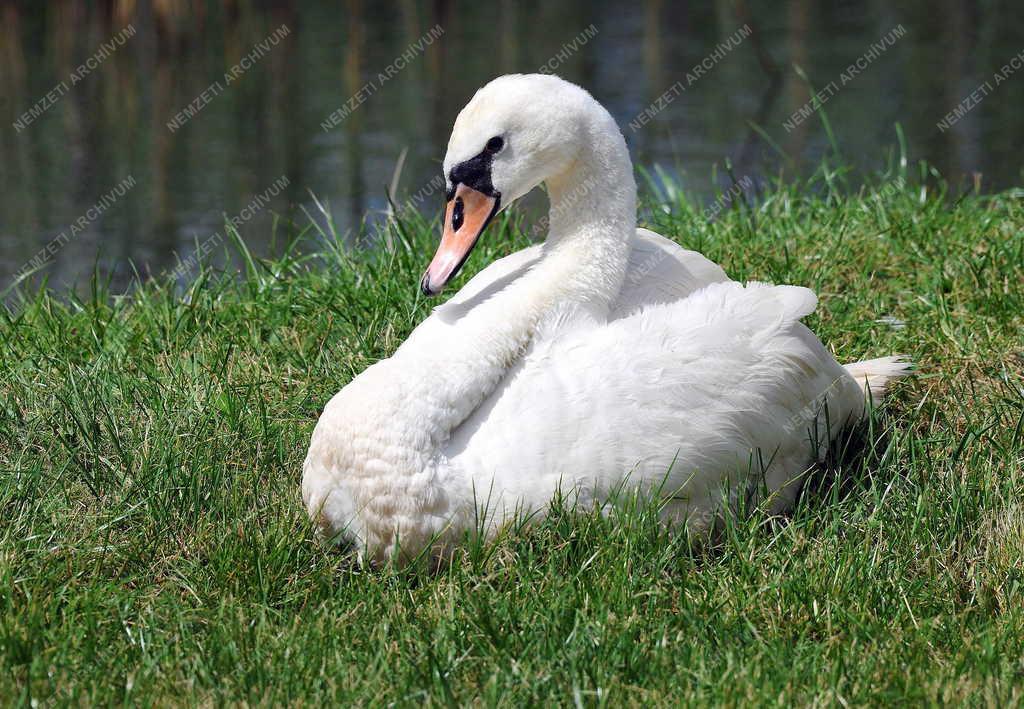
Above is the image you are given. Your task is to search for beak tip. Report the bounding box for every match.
[420,272,439,297]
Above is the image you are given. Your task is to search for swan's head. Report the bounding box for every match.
[421,73,604,295]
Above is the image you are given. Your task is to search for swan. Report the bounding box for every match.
[302,73,910,563]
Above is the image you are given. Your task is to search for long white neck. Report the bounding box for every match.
[540,115,637,315]
[402,109,637,438]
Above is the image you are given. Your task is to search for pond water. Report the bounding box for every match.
[1,1,1022,295]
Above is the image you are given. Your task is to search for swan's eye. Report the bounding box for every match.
[485,136,504,154]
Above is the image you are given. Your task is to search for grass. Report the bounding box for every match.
[1,166,1023,705]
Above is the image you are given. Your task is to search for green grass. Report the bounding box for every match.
[1,168,1023,705]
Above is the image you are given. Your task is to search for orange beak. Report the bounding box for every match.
[420,183,499,296]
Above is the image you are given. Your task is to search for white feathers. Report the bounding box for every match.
[844,356,914,401]
[301,74,911,563]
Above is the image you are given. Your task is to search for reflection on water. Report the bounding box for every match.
[1,1,1022,295]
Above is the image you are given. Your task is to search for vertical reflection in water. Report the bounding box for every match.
[943,0,978,188]
[734,0,783,177]
[783,0,810,164]
[0,3,30,277]
[273,1,302,245]
[428,0,455,202]
[630,0,665,173]
[106,3,140,280]
[344,0,366,235]
[58,1,91,288]
[642,0,664,105]
[498,0,517,75]
[151,40,177,281]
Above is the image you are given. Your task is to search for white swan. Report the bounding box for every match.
[302,74,910,563]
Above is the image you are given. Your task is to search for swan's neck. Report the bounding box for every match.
[412,114,637,437]
[538,132,637,315]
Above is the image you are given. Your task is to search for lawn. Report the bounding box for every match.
[1,166,1022,704]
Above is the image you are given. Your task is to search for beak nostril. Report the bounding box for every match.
[452,197,465,232]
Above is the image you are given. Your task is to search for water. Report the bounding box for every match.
[2,1,1022,295]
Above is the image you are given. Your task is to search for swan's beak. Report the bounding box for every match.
[420,184,500,296]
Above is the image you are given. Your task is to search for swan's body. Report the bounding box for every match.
[302,74,910,562]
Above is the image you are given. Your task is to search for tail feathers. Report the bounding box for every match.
[844,355,913,402]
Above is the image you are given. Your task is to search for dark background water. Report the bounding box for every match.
[1,1,1022,295]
